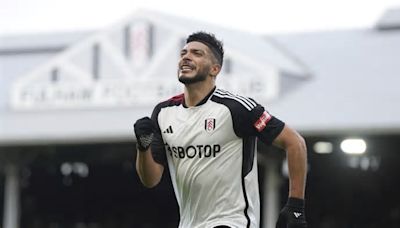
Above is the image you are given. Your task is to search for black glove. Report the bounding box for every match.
[134,117,156,152]
[276,197,307,228]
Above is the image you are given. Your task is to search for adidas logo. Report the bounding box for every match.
[293,212,302,218]
[163,126,173,134]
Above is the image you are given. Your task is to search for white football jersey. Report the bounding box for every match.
[150,88,284,228]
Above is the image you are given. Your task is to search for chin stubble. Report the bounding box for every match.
[178,70,209,85]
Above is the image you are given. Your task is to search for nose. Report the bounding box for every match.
[181,53,191,61]
[180,55,192,66]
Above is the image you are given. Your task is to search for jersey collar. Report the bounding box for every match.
[183,86,216,108]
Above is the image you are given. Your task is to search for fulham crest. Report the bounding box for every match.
[205,118,216,132]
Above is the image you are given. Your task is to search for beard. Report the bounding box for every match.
[178,67,209,85]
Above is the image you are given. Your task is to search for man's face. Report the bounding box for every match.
[178,41,215,85]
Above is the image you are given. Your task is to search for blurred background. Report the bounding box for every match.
[1,0,400,227]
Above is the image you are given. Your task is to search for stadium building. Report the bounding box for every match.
[1,8,400,228]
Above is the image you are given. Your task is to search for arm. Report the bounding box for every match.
[238,101,307,227]
[273,124,308,228]
[242,102,307,194]
[273,124,307,199]
[136,147,164,188]
[134,117,165,188]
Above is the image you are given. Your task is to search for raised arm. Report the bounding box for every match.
[134,117,164,188]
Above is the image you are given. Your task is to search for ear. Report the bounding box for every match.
[210,64,222,77]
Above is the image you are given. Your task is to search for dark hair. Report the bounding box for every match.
[186,31,224,66]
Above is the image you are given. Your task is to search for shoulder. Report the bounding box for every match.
[211,88,258,112]
[155,93,184,109]
[211,89,267,137]
[152,93,184,118]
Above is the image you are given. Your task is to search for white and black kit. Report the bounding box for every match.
[150,87,285,228]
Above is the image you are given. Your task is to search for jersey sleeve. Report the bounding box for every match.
[150,104,167,166]
[232,98,285,145]
[248,103,285,145]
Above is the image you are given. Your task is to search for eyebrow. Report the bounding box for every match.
[181,48,206,54]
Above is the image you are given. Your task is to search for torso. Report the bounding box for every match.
[154,88,262,228]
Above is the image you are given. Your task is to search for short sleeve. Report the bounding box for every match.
[224,97,285,145]
[248,105,285,145]
[150,104,167,166]
[211,90,285,145]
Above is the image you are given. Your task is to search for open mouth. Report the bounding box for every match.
[179,63,195,73]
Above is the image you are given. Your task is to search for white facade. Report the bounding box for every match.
[0,10,309,146]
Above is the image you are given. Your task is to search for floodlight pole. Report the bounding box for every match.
[262,159,280,228]
[3,163,20,228]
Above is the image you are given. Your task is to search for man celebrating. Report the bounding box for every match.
[134,31,307,228]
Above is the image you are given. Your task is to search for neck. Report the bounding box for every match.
[184,81,215,107]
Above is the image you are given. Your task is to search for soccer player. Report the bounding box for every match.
[134,31,307,228]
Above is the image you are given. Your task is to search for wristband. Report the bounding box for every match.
[287,197,305,209]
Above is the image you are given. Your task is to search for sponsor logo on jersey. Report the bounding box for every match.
[165,143,221,159]
[204,118,216,132]
[254,111,272,132]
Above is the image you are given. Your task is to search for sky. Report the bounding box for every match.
[0,0,399,36]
